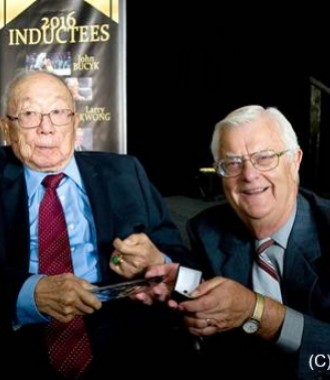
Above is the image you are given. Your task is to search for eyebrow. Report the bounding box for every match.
[223,153,245,159]
[223,149,274,159]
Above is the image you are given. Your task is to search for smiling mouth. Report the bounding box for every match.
[37,145,55,149]
[241,186,269,195]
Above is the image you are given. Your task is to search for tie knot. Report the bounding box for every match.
[256,238,274,255]
[42,173,65,189]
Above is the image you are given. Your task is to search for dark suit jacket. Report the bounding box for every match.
[187,189,330,380]
[0,146,193,379]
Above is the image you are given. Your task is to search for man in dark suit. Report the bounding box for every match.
[0,70,192,379]
[146,105,330,380]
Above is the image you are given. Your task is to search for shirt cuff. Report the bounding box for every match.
[16,274,49,326]
[163,254,172,264]
[174,266,202,297]
[276,307,304,353]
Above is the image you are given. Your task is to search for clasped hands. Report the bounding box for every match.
[108,232,259,337]
[34,231,257,336]
[109,232,166,278]
[136,264,259,337]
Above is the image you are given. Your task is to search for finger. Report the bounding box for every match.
[168,299,180,308]
[133,292,153,305]
[76,287,103,311]
[112,237,124,250]
[184,315,210,330]
[145,265,163,278]
[111,253,125,266]
[113,234,141,252]
[184,317,218,335]
[179,297,208,313]
[145,263,179,279]
[188,326,217,337]
[110,262,139,279]
[121,233,142,246]
[152,283,171,300]
[75,298,102,314]
[50,311,75,324]
[190,277,225,298]
[109,253,127,273]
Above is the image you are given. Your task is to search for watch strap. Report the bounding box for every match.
[252,292,265,322]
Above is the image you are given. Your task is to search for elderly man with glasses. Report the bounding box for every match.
[145,105,330,380]
[0,70,192,379]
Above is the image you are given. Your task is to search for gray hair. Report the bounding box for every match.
[210,105,300,162]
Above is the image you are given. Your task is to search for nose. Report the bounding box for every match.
[38,113,54,133]
[240,158,260,180]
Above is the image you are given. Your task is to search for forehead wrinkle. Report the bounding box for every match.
[225,151,256,159]
[14,94,72,111]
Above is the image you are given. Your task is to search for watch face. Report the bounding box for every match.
[242,319,259,334]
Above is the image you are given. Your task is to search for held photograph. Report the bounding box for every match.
[90,276,163,302]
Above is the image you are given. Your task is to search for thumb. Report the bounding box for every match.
[122,233,139,245]
[190,277,225,297]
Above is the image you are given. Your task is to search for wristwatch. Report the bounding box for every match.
[242,293,265,334]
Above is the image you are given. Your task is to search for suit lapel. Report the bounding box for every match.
[75,153,149,282]
[221,234,254,286]
[75,154,113,243]
[206,209,254,286]
[212,193,321,308]
[1,154,30,269]
[282,194,320,312]
[75,154,115,280]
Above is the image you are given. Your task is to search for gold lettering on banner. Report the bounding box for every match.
[73,55,100,72]
[8,12,110,46]
[81,106,111,122]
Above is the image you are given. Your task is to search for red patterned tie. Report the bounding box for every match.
[252,238,282,302]
[38,173,93,379]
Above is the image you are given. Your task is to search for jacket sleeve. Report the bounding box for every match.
[297,315,330,379]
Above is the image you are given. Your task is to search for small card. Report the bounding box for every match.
[90,276,163,302]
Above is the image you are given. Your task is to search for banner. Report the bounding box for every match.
[0,0,126,153]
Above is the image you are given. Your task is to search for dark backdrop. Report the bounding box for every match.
[126,4,330,197]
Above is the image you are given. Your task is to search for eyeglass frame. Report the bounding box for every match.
[6,109,75,129]
[215,149,291,178]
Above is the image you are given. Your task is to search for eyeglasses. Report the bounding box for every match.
[6,109,75,129]
[215,149,291,178]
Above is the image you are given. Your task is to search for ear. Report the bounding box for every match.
[0,118,11,144]
[291,149,303,178]
[73,112,80,131]
[294,149,303,169]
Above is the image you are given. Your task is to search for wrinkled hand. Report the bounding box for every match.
[133,263,180,305]
[179,277,255,336]
[35,273,102,323]
[109,233,165,279]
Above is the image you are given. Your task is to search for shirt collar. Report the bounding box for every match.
[256,202,297,250]
[272,203,297,249]
[24,156,83,205]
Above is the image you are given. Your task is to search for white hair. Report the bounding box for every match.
[210,105,300,162]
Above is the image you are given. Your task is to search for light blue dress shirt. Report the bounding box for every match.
[16,157,100,325]
[256,204,304,353]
